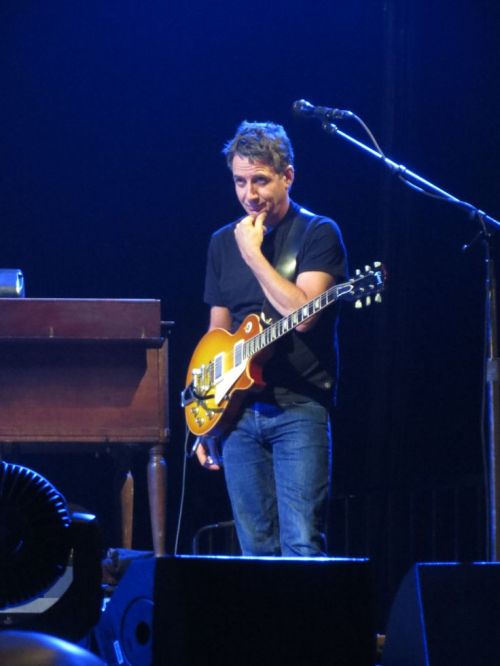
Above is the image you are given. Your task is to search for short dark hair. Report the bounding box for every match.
[222,121,294,174]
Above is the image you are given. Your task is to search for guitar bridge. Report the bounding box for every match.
[180,380,215,408]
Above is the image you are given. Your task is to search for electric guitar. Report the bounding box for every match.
[182,263,386,437]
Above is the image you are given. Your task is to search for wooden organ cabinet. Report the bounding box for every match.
[0,298,170,556]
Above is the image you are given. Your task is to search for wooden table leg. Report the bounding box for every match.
[120,470,134,549]
[112,447,134,549]
[148,443,167,556]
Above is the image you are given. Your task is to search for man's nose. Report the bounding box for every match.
[246,182,258,198]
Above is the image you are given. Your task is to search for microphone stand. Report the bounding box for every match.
[320,119,500,560]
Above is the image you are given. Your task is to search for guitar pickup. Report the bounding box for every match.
[214,353,223,382]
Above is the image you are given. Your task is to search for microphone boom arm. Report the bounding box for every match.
[320,121,500,229]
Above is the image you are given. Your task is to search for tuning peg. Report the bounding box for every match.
[365,296,372,307]
[364,265,371,273]
[354,299,363,309]
[373,261,381,268]
[355,268,361,276]
[375,293,382,303]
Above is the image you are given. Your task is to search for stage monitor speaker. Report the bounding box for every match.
[382,562,500,666]
[96,555,375,666]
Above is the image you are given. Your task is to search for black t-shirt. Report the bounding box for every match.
[204,201,348,406]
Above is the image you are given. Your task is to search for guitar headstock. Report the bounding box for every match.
[347,262,386,308]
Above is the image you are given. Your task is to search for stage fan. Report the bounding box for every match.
[0,461,72,609]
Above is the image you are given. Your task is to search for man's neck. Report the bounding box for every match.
[266,200,292,231]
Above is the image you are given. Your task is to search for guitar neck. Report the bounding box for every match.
[243,281,353,359]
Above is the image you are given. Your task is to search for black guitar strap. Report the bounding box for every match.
[261,208,315,323]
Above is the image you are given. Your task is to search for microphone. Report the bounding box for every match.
[292,99,354,121]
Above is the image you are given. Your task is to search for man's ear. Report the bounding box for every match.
[284,164,295,188]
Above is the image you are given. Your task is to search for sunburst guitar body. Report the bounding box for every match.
[184,314,268,437]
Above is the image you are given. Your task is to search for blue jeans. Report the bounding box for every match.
[222,400,332,556]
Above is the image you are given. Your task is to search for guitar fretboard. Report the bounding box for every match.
[240,281,354,362]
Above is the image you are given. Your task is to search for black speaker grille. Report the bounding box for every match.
[0,462,71,608]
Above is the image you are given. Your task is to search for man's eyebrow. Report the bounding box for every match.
[233,172,270,180]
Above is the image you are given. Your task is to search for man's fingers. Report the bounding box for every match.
[195,440,221,471]
[239,214,255,226]
[254,212,268,234]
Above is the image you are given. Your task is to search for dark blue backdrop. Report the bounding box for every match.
[1,0,500,627]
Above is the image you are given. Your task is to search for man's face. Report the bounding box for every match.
[231,154,294,227]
